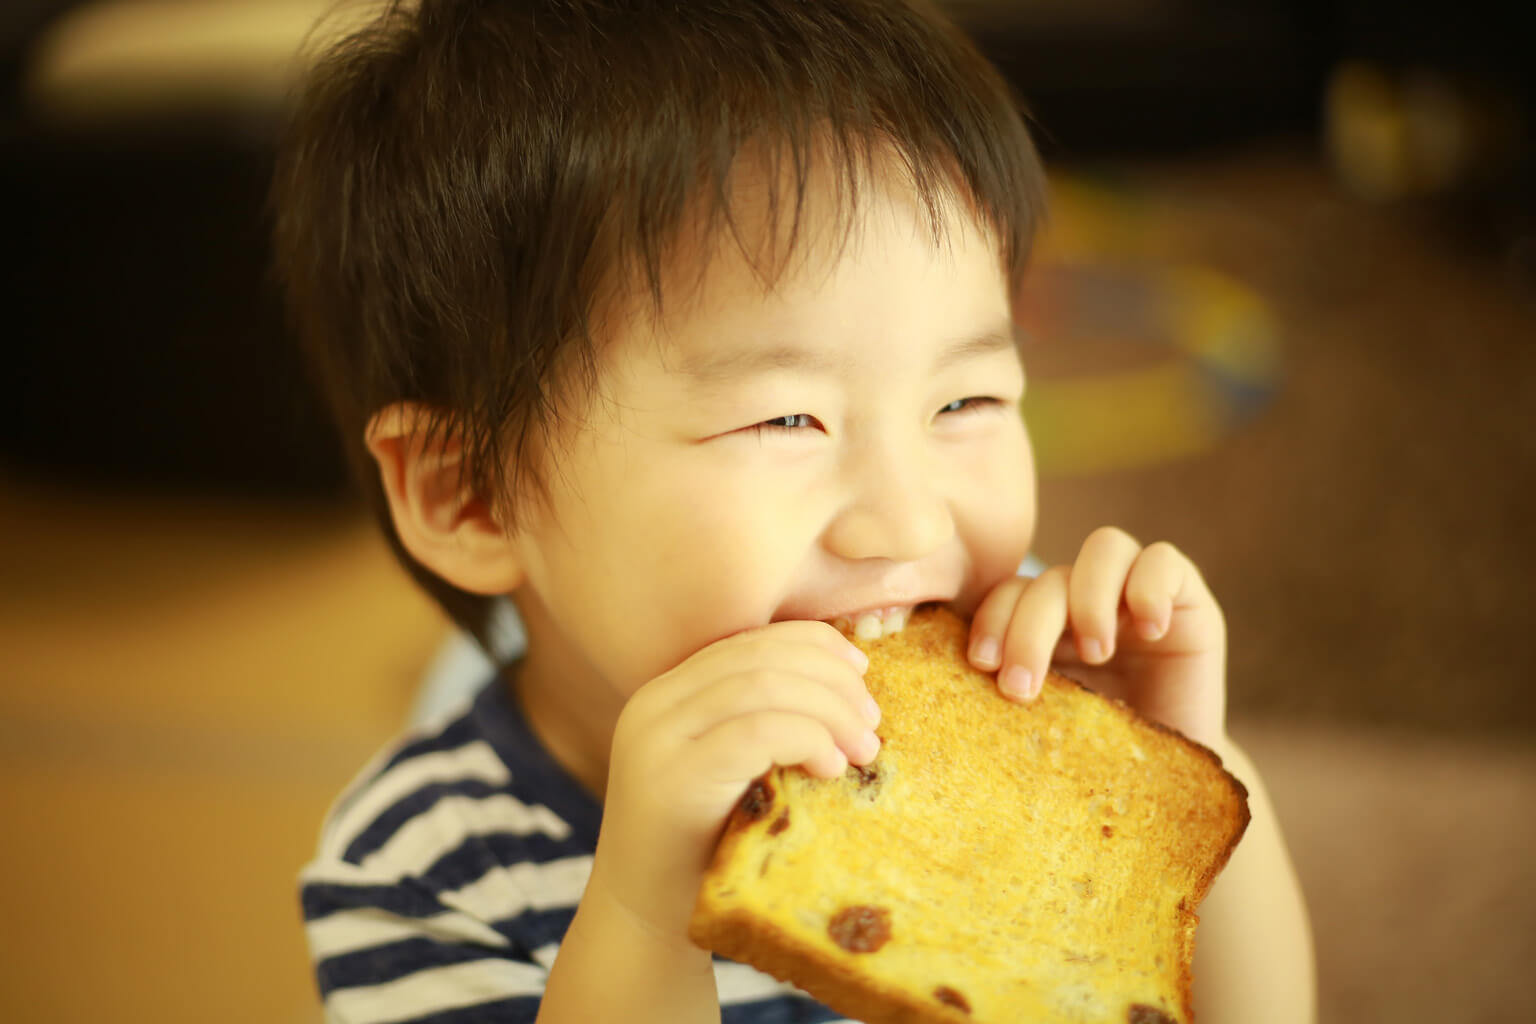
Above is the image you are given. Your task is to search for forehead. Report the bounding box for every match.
[601,148,1006,364]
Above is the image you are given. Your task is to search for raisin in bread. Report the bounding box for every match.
[688,604,1249,1024]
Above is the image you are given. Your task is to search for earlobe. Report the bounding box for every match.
[365,403,526,595]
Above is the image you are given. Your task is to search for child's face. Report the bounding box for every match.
[508,165,1034,698]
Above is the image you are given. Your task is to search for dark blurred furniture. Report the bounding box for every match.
[1,0,349,495]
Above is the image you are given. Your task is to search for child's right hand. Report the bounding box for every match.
[586,620,881,950]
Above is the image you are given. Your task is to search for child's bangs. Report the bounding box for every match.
[579,5,1046,325]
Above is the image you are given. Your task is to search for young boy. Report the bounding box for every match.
[274,2,1315,1022]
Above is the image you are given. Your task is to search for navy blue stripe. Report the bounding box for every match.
[302,880,446,922]
[306,836,587,926]
[379,715,484,775]
[341,778,545,864]
[416,831,587,893]
[722,995,843,1023]
[472,819,586,867]
[470,684,604,849]
[317,936,527,994]
[486,904,576,952]
[390,995,543,1024]
[343,781,582,870]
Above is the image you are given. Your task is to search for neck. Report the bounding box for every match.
[507,599,623,803]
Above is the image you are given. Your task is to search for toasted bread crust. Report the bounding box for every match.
[693,906,975,1023]
[690,605,1250,1024]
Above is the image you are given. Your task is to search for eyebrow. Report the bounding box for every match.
[679,322,1019,383]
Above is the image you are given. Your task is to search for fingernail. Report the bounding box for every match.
[843,644,869,671]
[971,636,1000,668]
[1137,617,1164,642]
[861,695,882,728]
[1082,637,1107,663]
[1001,665,1033,699]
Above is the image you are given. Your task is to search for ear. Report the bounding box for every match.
[365,402,526,595]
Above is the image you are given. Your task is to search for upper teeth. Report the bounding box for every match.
[832,606,912,641]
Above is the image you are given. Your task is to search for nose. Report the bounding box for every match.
[822,437,955,563]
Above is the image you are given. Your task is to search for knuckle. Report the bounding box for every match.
[741,666,782,692]
[734,712,781,748]
[1124,585,1161,613]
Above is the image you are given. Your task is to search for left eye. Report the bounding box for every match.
[754,413,821,432]
[939,397,1001,415]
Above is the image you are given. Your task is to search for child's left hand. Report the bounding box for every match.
[965,526,1228,750]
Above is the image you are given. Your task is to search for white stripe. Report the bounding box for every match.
[363,793,569,877]
[320,741,512,855]
[438,855,593,922]
[714,959,803,1003]
[325,958,546,1024]
[318,743,414,852]
[306,906,509,961]
[300,855,397,890]
[301,794,570,889]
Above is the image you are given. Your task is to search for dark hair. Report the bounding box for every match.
[271,0,1046,650]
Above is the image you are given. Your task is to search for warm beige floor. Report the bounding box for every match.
[1234,720,1536,1022]
[0,482,449,1024]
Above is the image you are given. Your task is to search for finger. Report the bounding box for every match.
[967,576,1030,670]
[671,669,881,766]
[1068,527,1143,665]
[1125,542,1218,650]
[996,565,1070,702]
[692,711,849,782]
[634,619,871,723]
[715,619,870,675]
[1123,541,1189,642]
[741,629,880,730]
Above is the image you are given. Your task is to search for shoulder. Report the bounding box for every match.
[314,705,574,870]
[299,696,591,1019]
[303,691,589,911]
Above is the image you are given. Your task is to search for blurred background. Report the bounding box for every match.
[2,0,1532,1021]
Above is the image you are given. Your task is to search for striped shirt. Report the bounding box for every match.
[300,678,857,1023]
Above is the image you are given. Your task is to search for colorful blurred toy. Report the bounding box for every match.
[1018,177,1283,475]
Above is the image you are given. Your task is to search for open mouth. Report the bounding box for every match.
[827,605,915,641]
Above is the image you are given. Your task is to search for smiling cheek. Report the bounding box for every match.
[952,432,1036,615]
[596,460,817,685]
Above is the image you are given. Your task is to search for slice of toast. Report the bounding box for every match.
[688,604,1249,1024]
